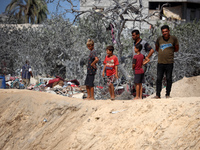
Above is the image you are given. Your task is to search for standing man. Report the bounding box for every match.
[154,25,179,99]
[132,29,154,72]
[21,60,33,87]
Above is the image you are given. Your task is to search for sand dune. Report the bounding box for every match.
[0,76,200,150]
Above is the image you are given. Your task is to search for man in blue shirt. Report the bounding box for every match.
[21,60,33,87]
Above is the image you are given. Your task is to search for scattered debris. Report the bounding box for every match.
[110,109,127,114]
[4,75,151,100]
[95,117,100,120]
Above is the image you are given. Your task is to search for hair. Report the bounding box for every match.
[131,29,140,35]
[86,39,94,46]
[106,45,114,53]
[26,60,29,64]
[161,25,170,31]
[135,44,143,52]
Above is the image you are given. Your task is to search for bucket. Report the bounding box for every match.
[0,75,6,89]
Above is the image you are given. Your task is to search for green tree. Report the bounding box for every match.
[5,0,49,24]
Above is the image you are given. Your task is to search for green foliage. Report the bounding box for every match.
[5,0,49,24]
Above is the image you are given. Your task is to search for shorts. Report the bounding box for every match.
[134,74,145,84]
[85,74,95,87]
[107,75,115,86]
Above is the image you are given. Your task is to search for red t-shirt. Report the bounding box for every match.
[103,55,119,76]
[133,54,145,74]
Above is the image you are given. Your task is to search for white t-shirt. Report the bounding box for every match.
[20,68,32,72]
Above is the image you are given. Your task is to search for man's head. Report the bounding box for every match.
[106,45,114,56]
[86,39,94,50]
[26,60,29,64]
[132,29,140,41]
[161,25,170,39]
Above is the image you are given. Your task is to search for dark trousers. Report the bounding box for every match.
[156,63,173,97]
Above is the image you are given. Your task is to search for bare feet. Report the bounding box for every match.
[84,97,91,100]
[84,97,95,100]
[133,96,139,100]
[110,97,115,101]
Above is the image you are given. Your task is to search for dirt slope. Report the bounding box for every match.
[0,76,200,150]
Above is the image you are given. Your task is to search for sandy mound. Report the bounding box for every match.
[147,75,200,98]
[0,76,200,150]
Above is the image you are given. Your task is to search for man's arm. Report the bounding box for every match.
[155,44,159,52]
[144,42,154,58]
[155,37,160,52]
[29,68,33,77]
[174,44,179,52]
[143,57,150,65]
[146,49,154,58]
[30,71,33,77]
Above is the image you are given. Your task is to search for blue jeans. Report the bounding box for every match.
[156,63,173,97]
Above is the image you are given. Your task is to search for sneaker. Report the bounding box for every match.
[152,96,161,99]
[166,95,172,99]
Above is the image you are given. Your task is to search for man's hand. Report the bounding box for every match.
[91,63,97,69]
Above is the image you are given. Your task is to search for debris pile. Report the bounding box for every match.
[2,74,153,100]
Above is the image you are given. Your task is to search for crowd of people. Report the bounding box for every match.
[21,24,179,100]
[83,24,179,100]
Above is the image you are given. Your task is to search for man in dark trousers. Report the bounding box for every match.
[154,25,179,99]
[21,60,33,87]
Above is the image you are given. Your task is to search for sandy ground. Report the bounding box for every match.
[0,76,200,150]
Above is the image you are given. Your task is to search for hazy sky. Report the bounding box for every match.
[0,0,80,21]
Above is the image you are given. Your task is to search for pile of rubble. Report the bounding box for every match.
[28,76,87,99]
[2,75,152,100]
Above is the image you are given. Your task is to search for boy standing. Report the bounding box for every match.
[132,44,150,99]
[85,39,99,100]
[102,45,119,100]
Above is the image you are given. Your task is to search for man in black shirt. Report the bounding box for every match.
[132,29,154,60]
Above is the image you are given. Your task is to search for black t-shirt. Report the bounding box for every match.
[133,39,152,57]
[87,50,97,75]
